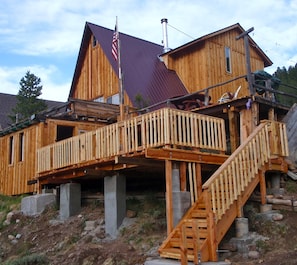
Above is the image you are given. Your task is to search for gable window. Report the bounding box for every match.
[107,93,120,105]
[225,46,232,73]
[9,136,14,165]
[92,35,97,47]
[19,132,24,162]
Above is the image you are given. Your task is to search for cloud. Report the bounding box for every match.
[0,0,296,100]
[0,65,69,102]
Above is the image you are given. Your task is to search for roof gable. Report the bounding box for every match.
[69,22,188,107]
[163,23,272,67]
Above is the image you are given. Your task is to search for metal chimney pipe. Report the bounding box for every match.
[161,18,170,52]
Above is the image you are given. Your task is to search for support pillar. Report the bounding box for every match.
[235,217,249,238]
[172,162,191,228]
[104,173,126,238]
[60,183,81,220]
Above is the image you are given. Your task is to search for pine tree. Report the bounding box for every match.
[10,71,47,123]
[273,63,297,107]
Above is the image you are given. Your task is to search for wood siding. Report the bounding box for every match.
[71,35,131,106]
[0,119,104,195]
[164,29,265,103]
[0,125,40,195]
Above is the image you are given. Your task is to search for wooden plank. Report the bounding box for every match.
[146,148,228,164]
[180,162,187,191]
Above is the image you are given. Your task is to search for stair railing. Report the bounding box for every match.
[202,120,288,223]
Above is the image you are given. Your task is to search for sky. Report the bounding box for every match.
[0,0,296,102]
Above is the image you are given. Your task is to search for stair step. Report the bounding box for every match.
[159,247,195,261]
[191,210,207,218]
[169,238,205,248]
[183,219,207,227]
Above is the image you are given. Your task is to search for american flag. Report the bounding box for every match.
[112,26,118,61]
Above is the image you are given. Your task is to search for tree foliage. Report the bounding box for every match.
[10,71,47,123]
[273,63,297,106]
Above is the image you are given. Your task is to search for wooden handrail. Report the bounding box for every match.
[36,108,226,174]
[202,120,288,222]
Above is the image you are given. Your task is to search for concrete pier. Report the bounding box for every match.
[59,183,81,220]
[104,174,126,238]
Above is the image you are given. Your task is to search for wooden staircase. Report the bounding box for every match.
[159,120,289,264]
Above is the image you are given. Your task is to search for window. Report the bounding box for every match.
[107,93,120,105]
[92,35,97,47]
[19,132,24,162]
[225,46,232,73]
[9,136,14,164]
[56,125,74,141]
[94,96,104,103]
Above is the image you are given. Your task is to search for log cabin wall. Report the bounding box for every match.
[163,28,265,103]
[71,34,131,106]
[0,119,105,195]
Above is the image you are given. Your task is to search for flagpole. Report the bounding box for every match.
[116,17,124,121]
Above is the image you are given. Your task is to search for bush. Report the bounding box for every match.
[3,253,49,265]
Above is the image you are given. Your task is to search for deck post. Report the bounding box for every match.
[204,190,218,261]
[259,169,267,205]
[165,160,173,235]
[228,107,239,153]
[104,173,126,238]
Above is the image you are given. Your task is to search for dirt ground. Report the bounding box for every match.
[1,188,297,265]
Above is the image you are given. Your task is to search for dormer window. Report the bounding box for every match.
[225,46,232,73]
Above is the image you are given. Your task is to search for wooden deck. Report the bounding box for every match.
[35,108,289,263]
[37,108,226,179]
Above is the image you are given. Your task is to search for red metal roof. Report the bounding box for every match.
[69,22,188,107]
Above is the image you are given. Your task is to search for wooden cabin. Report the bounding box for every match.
[0,99,120,195]
[0,21,294,263]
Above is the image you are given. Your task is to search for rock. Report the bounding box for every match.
[15,234,22,239]
[84,221,96,231]
[8,235,15,240]
[82,255,96,265]
[220,242,237,252]
[248,250,260,259]
[102,257,115,265]
[3,220,10,226]
[11,239,18,245]
[126,209,137,218]
[272,213,283,221]
[6,212,14,223]
[98,218,104,225]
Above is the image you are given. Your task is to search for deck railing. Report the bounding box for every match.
[37,108,226,174]
[202,120,288,222]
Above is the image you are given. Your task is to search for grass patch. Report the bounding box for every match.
[0,194,26,230]
[3,253,49,265]
[285,179,297,194]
